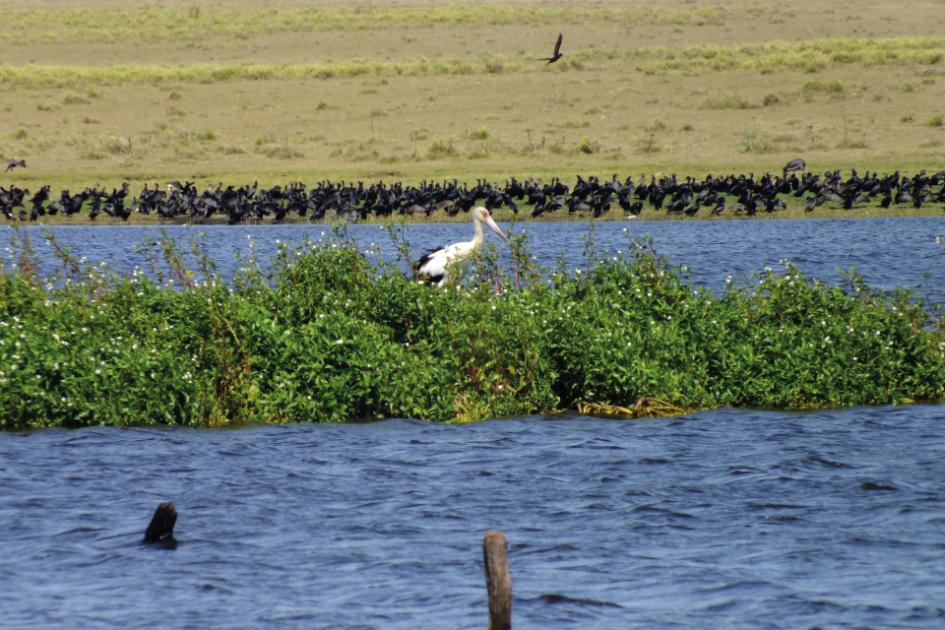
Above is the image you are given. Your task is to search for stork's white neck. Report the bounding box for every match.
[470,216,484,246]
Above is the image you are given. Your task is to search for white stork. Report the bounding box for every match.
[416,206,509,287]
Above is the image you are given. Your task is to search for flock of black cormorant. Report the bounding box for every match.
[1,166,943,224]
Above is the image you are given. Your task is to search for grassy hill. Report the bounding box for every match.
[0,0,942,191]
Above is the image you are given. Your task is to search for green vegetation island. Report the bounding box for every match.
[2,1,944,428]
[1,230,943,429]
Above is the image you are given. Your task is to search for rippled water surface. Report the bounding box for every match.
[3,218,945,628]
[3,216,945,301]
[4,407,945,629]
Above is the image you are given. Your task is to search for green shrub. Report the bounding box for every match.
[1,232,943,429]
[577,137,597,154]
[62,93,91,105]
[258,145,303,159]
[427,138,456,159]
[700,94,755,110]
[803,79,845,94]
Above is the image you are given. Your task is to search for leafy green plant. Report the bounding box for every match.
[2,231,943,429]
[426,139,457,159]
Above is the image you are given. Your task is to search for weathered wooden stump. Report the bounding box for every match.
[483,531,512,630]
[143,501,178,549]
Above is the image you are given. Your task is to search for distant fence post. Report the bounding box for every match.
[483,531,512,630]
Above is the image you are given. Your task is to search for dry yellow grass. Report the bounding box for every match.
[0,0,943,193]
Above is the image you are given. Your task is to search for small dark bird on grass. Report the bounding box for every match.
[5,158,26,172]
[542,33,563,64]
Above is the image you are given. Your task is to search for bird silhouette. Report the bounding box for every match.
[5,158,26,172]
[4,168,942,224]
[782,157,806,178]
[542,33,563,64]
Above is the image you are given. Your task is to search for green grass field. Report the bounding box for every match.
[1,0,943,193]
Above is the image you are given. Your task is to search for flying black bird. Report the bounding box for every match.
[5,158,26,172]
[542,33,563,64]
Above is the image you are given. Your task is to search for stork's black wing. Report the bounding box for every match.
[415,245,448,285]
[416,245,446,269]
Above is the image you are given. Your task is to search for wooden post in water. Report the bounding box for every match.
[483,531,512,630]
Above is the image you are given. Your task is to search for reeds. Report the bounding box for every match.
[1,36,941,88]
[0,5,727,45]
[634,36,945,73]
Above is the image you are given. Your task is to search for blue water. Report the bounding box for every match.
[2,215,945,301]
[3,217,945,628]
[3,407,945,629]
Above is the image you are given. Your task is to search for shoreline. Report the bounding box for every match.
[3,167,943,226]
[2,205,942,227]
